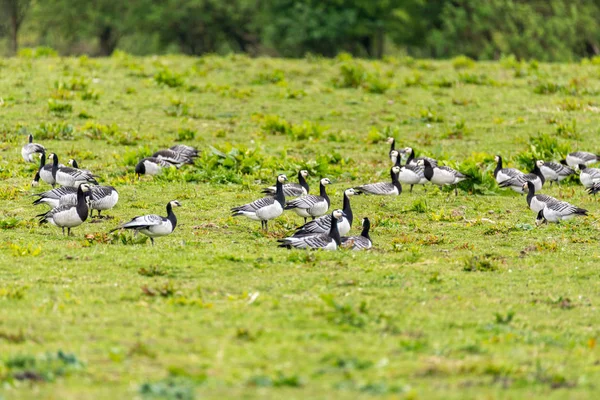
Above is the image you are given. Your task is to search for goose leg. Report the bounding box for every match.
[150,238,155,246]
[62,227,65,235]
[454,185,458,196]
[68,228,72,236]
[265,221,269,232]
[410,185,414,193]
[304,217,308,224]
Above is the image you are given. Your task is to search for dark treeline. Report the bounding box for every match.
[1,0,600,61]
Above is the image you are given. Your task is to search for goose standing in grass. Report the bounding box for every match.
[539,160,575,186]
[387,137,396,163]
[231,174,287,231]
[32,153,63,187]
[397,157,427,193]
[577,164,600,189]
[21,134,45,163]
[278,209,345,250]
[37,184,90,236]
[87,186,119,218]
[522,181,559,213]
[418,160,468,196]
[292,188,356,237]
[565,151,600,167]
[285,178,331,223]
[498,160,545,193]
[135,157,174,178]
[110,200,181,245]
[49,153,98,187]
[536,202,588,225]
[262,170,309,198]
[354,166,402,196]
[32,186,78,208]
[341,217,372,250]
[403,147,438,167]
[493,155,524,185]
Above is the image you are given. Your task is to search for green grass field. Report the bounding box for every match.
[1,52,600,399]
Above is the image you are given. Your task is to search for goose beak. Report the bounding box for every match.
[31,180,38,187]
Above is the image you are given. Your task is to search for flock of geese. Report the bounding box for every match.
[20,133,600,248]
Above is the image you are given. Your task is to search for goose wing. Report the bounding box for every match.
[438,166,464,178]
[24,143,46,154]
[341,236,371,250]
[33,186,77,199]
[354,182,395,195]
[548,201,587,217]
[90,186,116,200]
[279,233,333,249]
[285,195,324,210]
[262,183,304,197]
[57,166,98,182]
[294,214,332,235]
[119,214,165,229]
[232,197,276,213]
[572,151,598,162]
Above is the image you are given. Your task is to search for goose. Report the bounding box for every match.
[284,178,331,223]
[37,184,90,235]
[21,134,45,163]
[110,200,181,245]
[354,166,402,196]
[341,217,372,250]
[396,156,427,192]
[292,188,356,237]
[522,181,559,214]
[539,160,575,186]
[88,186,119,218]
[494,155,524,185]
[32,153,64,187]
[419,159,468,196]
[278,209,345,250]
[536,202,588,225]
[387,137,396,162]
[577,164,600,188]
[402,147,438,167]
[565,151,600,167]
[262,170,309,198]
[231,174,287,231]
[32,186,78,208]
[389,150,400,166]
[587,182,600,196]
[68,159,94,176]
[497,160,545,193]
[135,157,174,178]
[48,154,98,188]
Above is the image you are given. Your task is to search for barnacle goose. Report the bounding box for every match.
[577,164,600,189]
[354,166,402,196]
[387,137,396,162]
[262,170,309,198]
[48,154,98,188]
[497,160,545,193]
[403,147,438,167]
[68,159,94,176]
[32,186,78,208]
[419,159,468,196]
[111,200,181,245]
[536,202,588,225]
[292,188,356,237]
[539,160,575,186]
[587,182,600,195]
[37,184,90,235]
[278,209,345,250]
[284,178,331,223]
[32,153,63,187]
[88,186,119,218]
[170,144,199,159]
[21,134,45,163]
[565,151,600,167]
[494,155,524,185]
[522,181,559,214]
[231,174,287,231]
[135,157,174,178]
[396,156,427,192]
[341,217,372,250]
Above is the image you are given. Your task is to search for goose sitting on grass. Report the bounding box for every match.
[278,209,345,250]
[341,217,372,250]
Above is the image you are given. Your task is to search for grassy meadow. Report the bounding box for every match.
[2,52,600,399]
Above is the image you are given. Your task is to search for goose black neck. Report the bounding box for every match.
[76,186,89,222]
[342,193,353,226]
[320,182,330,206]
[275,179,286,207]
[328,214,341,246]
[391,168,402,194]
[394,155,402,168]
[51,155,59,179]
[406,149,415,164]
[423,160,434,180]
[298,172,309,194]
[389,138,395,152]
[532,164,545,184]
[360,219,371,239]
[28,134,33,143]
[72,160,79,168]
[526,182,535,206]
[579,164,587,171]
[39,153,46,170]
[494,157,502,178]
[166,203,177,230]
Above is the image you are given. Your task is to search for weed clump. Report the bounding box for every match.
[463,255,497,272]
